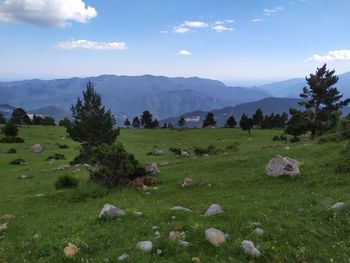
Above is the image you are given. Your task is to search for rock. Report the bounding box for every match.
[145,163,160,174]
[181,150,190,157]
[203,154,210,157]
[153,149,165,155]
[204,204,223,217]
[133,211,143,217]
[1,214,15,220]
[136,241,153,252]
[169,230,184,241]
[330,202,345,210]
[171,216,176,220]
[205,228,226,247]
[0,223,8,231]
[56,164,70,171]
[63,243,79,257]
[170,206,192,212]
[30,144,43,154]
[182,178,193,187]
[159,161,170,166]
[157,249,162,255]
[33,234,40,240]
[265,156,300,177]
[192,257,201,263]
[242,240,261,258]
[253,228,264,236]
[151,226,159,230]
[178,240,190,246]
[99,204,125,218]
[155,231,161,238]
[118,253,129,261]
[297,208,305,214]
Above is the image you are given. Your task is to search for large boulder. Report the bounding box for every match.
[145,163,160,174]
[265,156,300,177]
[30,144,43,154]
[99,204,125,218]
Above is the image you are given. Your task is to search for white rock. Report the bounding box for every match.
[181,150,190,157]
[170,206,192,212]
[204,204,223,217]
[136,241,153,252]
[253,228,264,236]
[118,253,129,261]
[30,144,43,154]
[145,163,160,174]
[241,240,261,258]
[265,156,300,177]
[157,249,162,255]
[330,202,345,210]
[178,240,190,246]
[99,204,125,218]
[205,228,226,247]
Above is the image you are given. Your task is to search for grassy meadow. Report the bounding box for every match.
[0,126,349,262]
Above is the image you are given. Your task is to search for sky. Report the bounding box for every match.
[0,0,349,84]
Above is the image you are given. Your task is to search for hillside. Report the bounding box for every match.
[163,97,303,127]
[0,75,270,120]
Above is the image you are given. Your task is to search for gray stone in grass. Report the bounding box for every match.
[181,150,190,157]
[153,149,165,156]
[30,144,43,153]
[118,253,129,261]
[204,204,223,217]
[99,204,125,218]
[136,241,153,252]
[170,206,192,212]
[145,163,160,174]
[330,202,345,210]
[265,156,300,177]
[241,240,261,258]
[253,228,264,236]
[205,228,226,247]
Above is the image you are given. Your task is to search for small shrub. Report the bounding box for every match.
[290,137,301,143]
[280,134,288,141]
[9,159,26,165]
[47,153,66,161]
[6,148,17,154]
[169,147,181,155]
[225,143,240,152]
[129,176,159,188]
[55,175,79,190]
[273,135,281,141]
[194,145,220,155]
[57,143,69,149]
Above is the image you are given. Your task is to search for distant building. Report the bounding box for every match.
[185,116,201,122]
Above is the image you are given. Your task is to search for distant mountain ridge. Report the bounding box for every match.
[0,75,270,121]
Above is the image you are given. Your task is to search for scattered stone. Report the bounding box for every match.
[181,150,190,157]
[0,223,8,231]
[192,257,201,263]
[170,206,192,212]
[155,231,160,238]
[151,226,159,230]
[99,204,125,218]
[157,249,162,255]
[33,234,40,239]
[297,208,305,214]
[136,241,153,252]
[203,154,210,157]
[118,253,129,261]
[153,149,165,156]
[169,230,184,241]
[205,228,226,247]
[30,144,43,153]
[178,240,190,246]
[241,240,261,258]
[182,178,193,187]
[171,216,176,220]
[55,164,70,171]
[63,243,79,257]
[133,211,143,217]
[21,175,28,179]
[1,214,15,220]
[204,204,223,217]
[145,192,151,196]
[159,161,170,166]
[265,156,300,177]
[145,163,160,174]
[284,146,291,150]
[330,202,345,210]
[253,228,264,236]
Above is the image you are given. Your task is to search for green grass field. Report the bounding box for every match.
[0,126,349,262]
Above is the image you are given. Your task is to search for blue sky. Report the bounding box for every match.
[0,0,349,84]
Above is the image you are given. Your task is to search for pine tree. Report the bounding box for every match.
[0,112,6,124]
[178,117,186,128]
[10,108,31,125]
[124,118,131,127]
[202,112,216,128]
[285,109,309,142]
[300,64,350,138]
[151,119,159,128]
[59,117,72,128]
[141,110,153,128]
[225,116,237,128]
[67,82,119,163]
[168,122,174,129]
[162,123,167,129]
[32,114,42,125]
[240,114,254,134]
[132,117,141,128]
[253,108,264,127]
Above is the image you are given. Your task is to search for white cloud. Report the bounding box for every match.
[179,50,192,56]
[225,19,235,23]
[0,0,97,27]
[264,6,284,16]
[212,24,234,32]
[173,20,208,33]
[54,40,127,50]
[252,18,264,23]
[308,50,350,62]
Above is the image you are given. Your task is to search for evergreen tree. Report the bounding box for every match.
[0,122,24,143]
[162,123,167,129]
[178,117,186,128]
[0,112,6,124]
[124,118,131,127]
[300,64,350,138]
[202,112,216,128]
[10,108,31,125]
[59,117,72,128]
[67,82,119,163]
[168,122,174,129]
[32,114,42,125]
[285,109,309,142]
[225,116,237,128]
[253,108,264,127]
[132,117,141,128]
[41,116,56,126]
[141,110,153,128]
[151,119,159,128]
[240,114,254,134]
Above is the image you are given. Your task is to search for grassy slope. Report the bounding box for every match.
[0,126,349,263]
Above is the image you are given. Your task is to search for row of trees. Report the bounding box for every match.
[0,108,56,126]
[124,111,160,129]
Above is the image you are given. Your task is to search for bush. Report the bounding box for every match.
[57,143,69,149]
[9,159,26,165]
[273,134,287,141]
[0,122,24,143]
[194,145,220,155]
[290,137,301,143]
[273,135,281,141]
[225,143,240,152]
[55,175,79,190]
[47,153,66,161]
[89,143,146,188]
[280,134,288,141]
[6,148,17,154]
[335,143,350,174]
[169,147,182,155]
